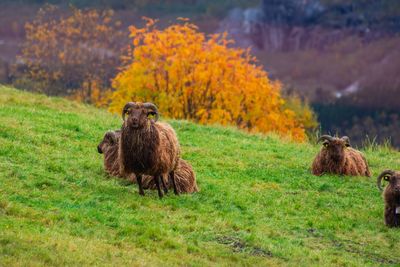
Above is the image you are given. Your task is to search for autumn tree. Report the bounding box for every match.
[17,5,125,103]
[109,19,309,141]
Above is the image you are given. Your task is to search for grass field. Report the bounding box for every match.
[0,84,399,266]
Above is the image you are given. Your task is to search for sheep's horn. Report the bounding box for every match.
[318,135,334,143]
[143,102,159,122]
[377,170,395,191]
[341,136,351,146]
[122,102,136,121]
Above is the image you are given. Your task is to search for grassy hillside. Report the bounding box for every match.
[0,85,399,266]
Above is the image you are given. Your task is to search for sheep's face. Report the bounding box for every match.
[122,102,159,130]
[124,105,149,129]
[97,131,118,154]
[378,171,400,205]
[383,172,400,196]
[322,138,350,162]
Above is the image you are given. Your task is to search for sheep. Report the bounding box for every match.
[143,159,199,194]
[377,170,400,227]
[311,135,371,177]
[171,159,199,193]
[97,129,169,189]
[97,130,122,178]
[97,129,141,185]
[97,129,198,193]
[119,102,180,198]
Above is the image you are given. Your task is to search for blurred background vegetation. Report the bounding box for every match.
[1,0,399,147]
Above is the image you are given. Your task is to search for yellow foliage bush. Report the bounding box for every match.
[282,93,319,133]
[108,19,307,141]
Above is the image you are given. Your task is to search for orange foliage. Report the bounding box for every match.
[18,5,124,103]
[109,19,307,141]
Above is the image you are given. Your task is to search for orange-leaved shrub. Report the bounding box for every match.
[109,19,307,141]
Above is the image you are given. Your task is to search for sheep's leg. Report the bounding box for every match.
[169,171,179,195]
[395,209,399,227]
[161,176,168,194]
[385,206,396,227]
[154,175,163,199]
[137,175,145,196]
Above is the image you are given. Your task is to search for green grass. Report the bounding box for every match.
[0,84,399,266]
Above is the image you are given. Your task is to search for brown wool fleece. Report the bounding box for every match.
[118,102,181,198]
[133,159,199,194]
[377,170,400,227]
[98,129,198,193]
[311,136,371,177]
[119,120,180,178]
[97,130,122,178]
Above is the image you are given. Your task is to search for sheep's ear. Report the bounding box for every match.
[147,111,159,122]
[106,131,117,145]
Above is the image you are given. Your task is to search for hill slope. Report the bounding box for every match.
[0,85,399,266]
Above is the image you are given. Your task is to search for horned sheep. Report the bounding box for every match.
[119,102,180,198]
[97,129,198,193]
[377,170,400,227]
[311,135,371,177]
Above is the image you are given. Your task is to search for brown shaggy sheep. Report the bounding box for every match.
[119,102,180,198]
[311,135,371,177]
[97,130,122,177]
[377,170,400,227]
[97,130,198,193]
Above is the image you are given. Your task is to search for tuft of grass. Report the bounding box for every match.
[0,84,400,266]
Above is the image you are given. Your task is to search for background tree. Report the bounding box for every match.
[17,5,125,103]
[109,19,311,141]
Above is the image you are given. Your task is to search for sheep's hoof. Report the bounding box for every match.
[139,190,145,196]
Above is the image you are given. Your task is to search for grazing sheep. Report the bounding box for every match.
[377,170,400,227]
[119,102,180,198]
[311,135,371,177]
[97,130,198,194]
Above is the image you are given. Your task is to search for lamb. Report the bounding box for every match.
[377,170,400,227]
[119,102,180,198]
[97,130,122,177]
[311,135,371,177]
[97,130,141,185]
[97,130,198,193]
